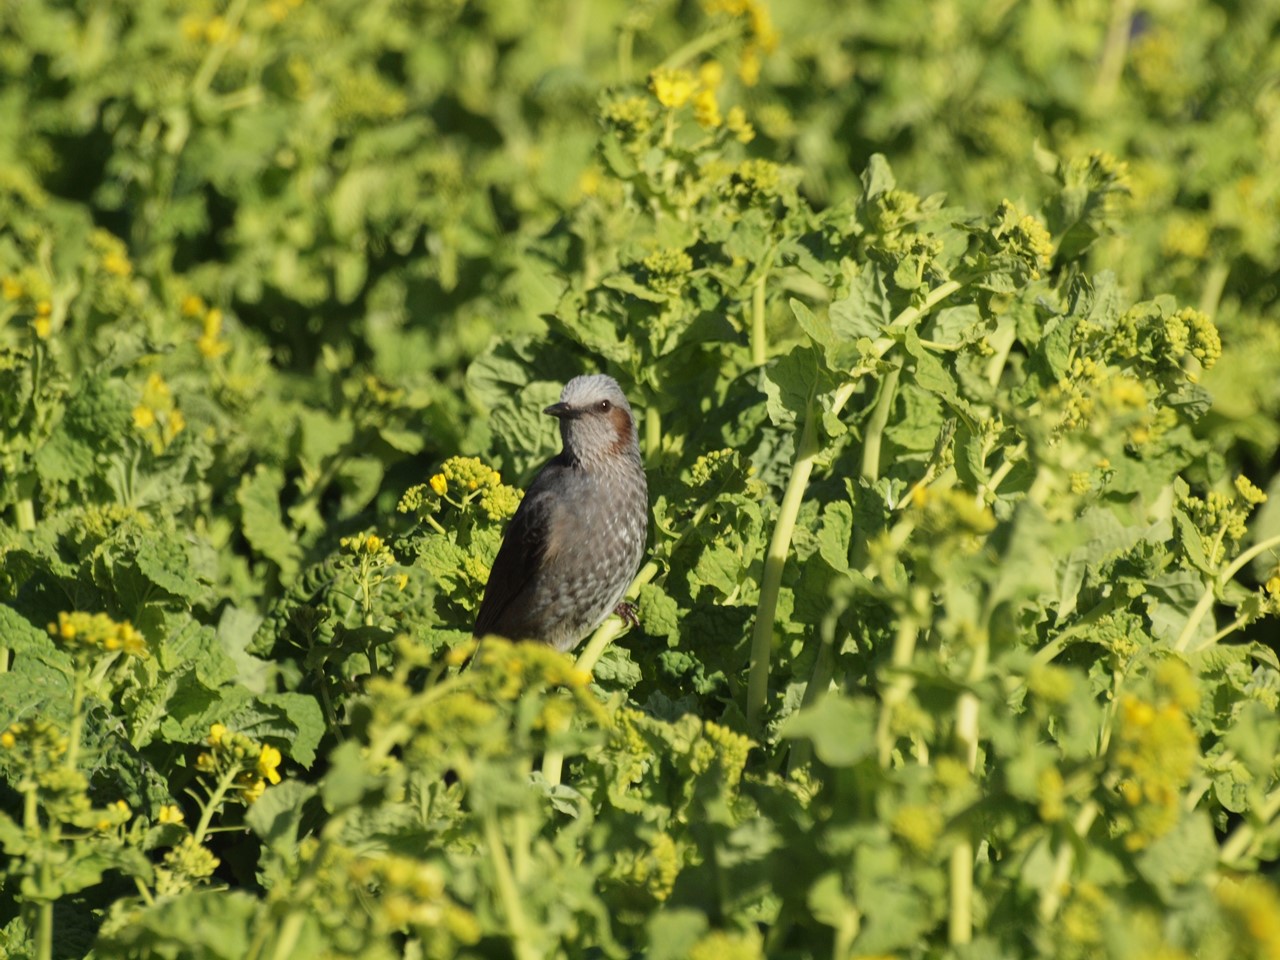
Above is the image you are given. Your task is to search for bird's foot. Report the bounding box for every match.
[614,601,640,628]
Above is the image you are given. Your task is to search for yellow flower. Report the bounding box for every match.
[698,60,724,90]
[158,804,184,825]
[166,408,186,440]
[132,405,156,429]
[1,276,23,300]
[181,294,206,317]
[198,308,230,359]
[257,744,283,785]
[209,723,227,745]
[0,731,14,749]
[693,88,722,128]
[726,106,755,143]
[429,473,448,496]
[32,315,52,340]
[204,16,229,43]
[101,251,132,277]
[395,573,409,592]
[240,777,267,803]
[649,68,696,109]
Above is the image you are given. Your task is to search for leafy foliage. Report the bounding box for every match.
[3,1,1280,958]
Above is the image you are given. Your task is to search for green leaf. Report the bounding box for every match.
[780,695,876,766]
[236,465,302,582]
[95,890,261,960]
[644,908,709,960]
[1134,812,1218,904]
[760,344,821,428]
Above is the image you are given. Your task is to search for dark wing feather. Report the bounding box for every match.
[472,458,569,639]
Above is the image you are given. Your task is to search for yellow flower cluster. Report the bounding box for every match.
[90,228,134,279]
[890,803,944,855]
[348,854,482,939]
[398,456,522,523]
[910,487,997,547]
[340,531,395,564]
[687,447,759,496]
[1180,476,1268,566]
[990,200,1054,280]
[48,611,148,659]
[1110,661,1200,850]
[722,158,784,208]
[642,248,695,295]
[1,717,68,761]
[1216,876,1280,959]
[195,723,284,804]
[182,294,230,360]
[700,0,780,86]
[2,272,55,339]
[180,13,238,45]
[648,62,756,142]
[133,372,186,454]
[610,831,682,902]
[602,95,656,142]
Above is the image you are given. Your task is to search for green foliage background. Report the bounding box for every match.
[2,0,1280,957]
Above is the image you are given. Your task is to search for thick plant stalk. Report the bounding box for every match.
[746,280,964,731]
[860,363,902,482]
[484,814,541,960]
[949,623,988,946]
[751,273,768,367]
[747,402,821,730]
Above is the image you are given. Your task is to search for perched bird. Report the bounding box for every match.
[474,374,648,652]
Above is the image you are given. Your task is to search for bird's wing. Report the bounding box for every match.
[473,460,570,638]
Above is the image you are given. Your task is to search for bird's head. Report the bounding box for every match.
[544,374,640,467]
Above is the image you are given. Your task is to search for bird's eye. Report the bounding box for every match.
[596,399,612,412]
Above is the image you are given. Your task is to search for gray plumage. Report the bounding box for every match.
[474,374,648,651]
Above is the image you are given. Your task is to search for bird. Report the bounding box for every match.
[473,374,648,652]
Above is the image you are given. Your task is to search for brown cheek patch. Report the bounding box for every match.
[607,407,634,455]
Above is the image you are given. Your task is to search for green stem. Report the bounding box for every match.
[751,273,768,367]
[949,838,973,946]
[875,610,922,767]
[747,400,820,731]
[1092,0,1135,108]
[65,667,87,772]
[618,29,634,81]
[36,899,52,960]
[270,913,307,960]
[1174,532,1280,652]
[14,498,35,532]
[484,814,540,960]
[860,363,901,482]
[646,405,661,460]
[191,0,251,99]
[1198,260,1230,317]
[655,23,740,71]
[949,622,989,945]
[1037,801,1100,922]
[984,317,1018,388]
[1220,785,1280,865]
[747,279,966,732]
[192,769,239,846]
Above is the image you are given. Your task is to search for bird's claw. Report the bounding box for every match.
[614,601,640,628]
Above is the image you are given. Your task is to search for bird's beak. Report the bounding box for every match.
[543,402,575,418]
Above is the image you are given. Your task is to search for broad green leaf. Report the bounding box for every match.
[780,695,875,767]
